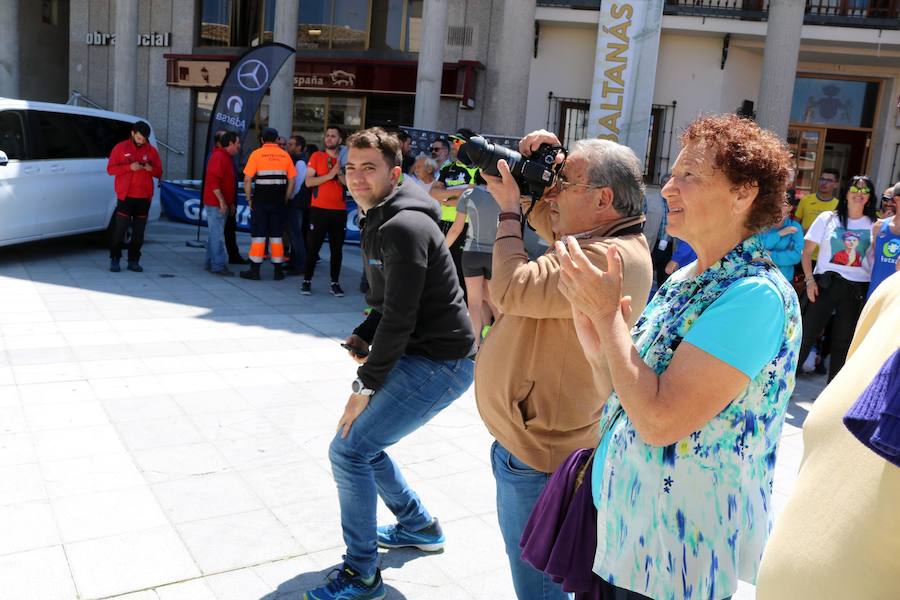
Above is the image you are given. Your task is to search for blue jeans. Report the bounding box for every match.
[286,205,307,273]
[328,354,474,578]
[205,206,228,272]
[491,441,570,600]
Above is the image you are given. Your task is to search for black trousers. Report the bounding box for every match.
[110,197,149,262]
[225,206,241,261]
[439,219,467,302]
[797,272,868,382]
[305,207,346,283]
[249,201,285,237]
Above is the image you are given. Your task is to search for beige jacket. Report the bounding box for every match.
[475,200,652,473]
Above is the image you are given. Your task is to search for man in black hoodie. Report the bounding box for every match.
[302,128,475,600]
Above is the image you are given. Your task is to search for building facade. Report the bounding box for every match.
[50,0,900,189]
[65,0,537,179]
[0,0,70,103]
[527,0,900,194]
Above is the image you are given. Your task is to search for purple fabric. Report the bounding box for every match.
[519,447,604,598]
[843,348,900,467]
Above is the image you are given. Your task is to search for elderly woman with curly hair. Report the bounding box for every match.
[554,114,801,599]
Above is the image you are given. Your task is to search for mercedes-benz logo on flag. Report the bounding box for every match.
[237,60,269,92]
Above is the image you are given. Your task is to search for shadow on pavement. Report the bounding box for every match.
[380,546,445,570]
[784,397,812,429]
[264,562,409,600]
[0,219,368,341]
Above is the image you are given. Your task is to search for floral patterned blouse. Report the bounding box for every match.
[591,234,801,599]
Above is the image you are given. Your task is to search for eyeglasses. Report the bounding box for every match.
[819,177,837,183]
[849,185,871,194]
[546,176,606,197]
[429,146,443,153]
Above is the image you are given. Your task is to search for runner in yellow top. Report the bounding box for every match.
[795,168,840,261]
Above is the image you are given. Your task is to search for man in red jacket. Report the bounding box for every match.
[203,131,241,276]
[106,121,162,272]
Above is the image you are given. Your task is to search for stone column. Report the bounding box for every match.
[756,0,805,138]
[269,0,299,138]
[481,0,537,136]
[0,0,19,98]
[414,0,448,130]
[113,0,139,114]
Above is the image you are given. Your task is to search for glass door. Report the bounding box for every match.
[787,126,826,201]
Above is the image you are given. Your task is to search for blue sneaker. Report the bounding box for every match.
[376,518,445,552]
[303,566,385,600]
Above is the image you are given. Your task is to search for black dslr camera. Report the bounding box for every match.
[459,136,563,202]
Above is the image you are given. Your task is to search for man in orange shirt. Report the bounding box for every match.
[303,125,348,297]
[240,128,296,280]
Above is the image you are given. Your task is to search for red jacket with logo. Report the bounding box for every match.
[203,148,236,207]
[106,139,162,200]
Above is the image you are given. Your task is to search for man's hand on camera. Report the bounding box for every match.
[482,159,523,213]
[519,130,565,168]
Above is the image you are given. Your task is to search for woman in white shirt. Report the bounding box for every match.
[798,174,879,381]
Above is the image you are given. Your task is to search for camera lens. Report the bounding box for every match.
[458,137,522,177]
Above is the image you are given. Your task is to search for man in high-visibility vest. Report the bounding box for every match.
[240,128,296,280]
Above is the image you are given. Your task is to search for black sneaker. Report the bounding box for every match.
[330,282,345,297]
[300,280,312,295]
[126,261,143,272]
[109,258,121,273]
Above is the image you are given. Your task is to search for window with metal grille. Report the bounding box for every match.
[546,93,589,149]
[645,102,676,186]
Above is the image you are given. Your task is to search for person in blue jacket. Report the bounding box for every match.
[761,198,804,281]
[664,237,697,275]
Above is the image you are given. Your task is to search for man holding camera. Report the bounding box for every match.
[301,128,475,600]
[477,130,652,600]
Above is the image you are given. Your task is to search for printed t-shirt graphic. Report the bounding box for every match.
[805,212,873,282]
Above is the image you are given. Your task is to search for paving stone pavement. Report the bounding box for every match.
[0,219,826,600]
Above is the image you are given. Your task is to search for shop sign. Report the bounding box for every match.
[293,69,357,90]
[169,60,229,88]
[85,32,172,47]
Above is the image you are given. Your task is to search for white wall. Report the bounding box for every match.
[523,23,597,134]
[652,33,727,160]
[719,45,763,117]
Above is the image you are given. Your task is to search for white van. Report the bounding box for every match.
[0,98,161,248]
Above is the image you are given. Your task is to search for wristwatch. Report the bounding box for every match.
[351,378,375,396]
